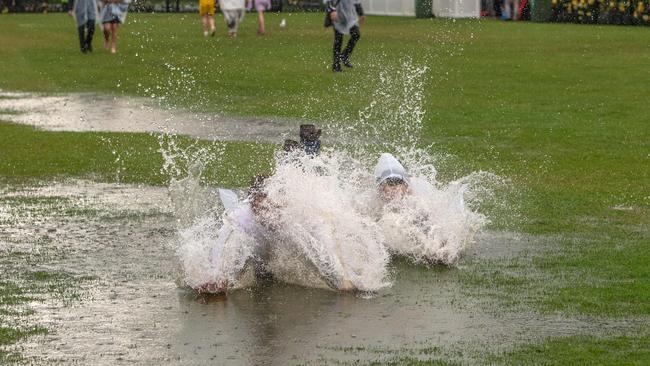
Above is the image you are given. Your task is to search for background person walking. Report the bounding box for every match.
[219,0,247,37]
[100,0,130,53]
[248,0,271,35]
[70,0,97,53]
[325,0,365,72]
[199,0,216,37]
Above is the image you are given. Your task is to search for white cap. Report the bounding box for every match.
[374,153,409,186]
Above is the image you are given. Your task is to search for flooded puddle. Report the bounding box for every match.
[1,180,643,365]
[0,91,304,142]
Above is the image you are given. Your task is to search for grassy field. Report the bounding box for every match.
[1,12,649,364]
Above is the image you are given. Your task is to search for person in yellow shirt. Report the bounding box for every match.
[199,0,216,37]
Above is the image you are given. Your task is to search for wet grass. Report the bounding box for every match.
[0,108,21,115]
[492,335,650,365]
[457,230,650,317]
[0,271,95,306]
[1,12,649,364]
[0,269,93,361]
[368,359,459,366]
[1,191,99,359]
[0,326,48,346]
[320,342,462,365]
[0,122,276,187]
[0,326,48,363]
[353,335,650,365]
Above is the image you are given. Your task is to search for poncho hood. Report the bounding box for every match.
[374,153,409,186]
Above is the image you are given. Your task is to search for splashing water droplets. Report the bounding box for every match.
[166,57,503,293]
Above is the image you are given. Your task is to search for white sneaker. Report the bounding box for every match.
[203,30,209,37]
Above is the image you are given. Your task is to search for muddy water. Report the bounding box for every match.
[0,91,303,142]
[1,180,643,365]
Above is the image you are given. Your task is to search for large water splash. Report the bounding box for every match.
[159,134,260,293]
[169,57,502,293]
[171,147,492,292]
[176,214,258,290]
[323,57,428,150]
[262,151,391,292]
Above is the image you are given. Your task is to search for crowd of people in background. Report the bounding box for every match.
[481,0,530,20]
[65,0,366,73]
[70,0,130,53]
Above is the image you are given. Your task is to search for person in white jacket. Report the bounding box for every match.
[219,0,247,37]
[194,175,271,294]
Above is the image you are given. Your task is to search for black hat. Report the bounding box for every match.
[299,124,321,142]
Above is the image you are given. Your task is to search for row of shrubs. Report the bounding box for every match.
[550,0,650,24]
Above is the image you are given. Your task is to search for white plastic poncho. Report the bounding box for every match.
[100,0,131,24]
[201,189,268,289]
[374,153,409,186]
[219,0,245,10]
[220,0,246,32]
[73,0,98,27]
[211,189,268,266]
[333,0,361,35]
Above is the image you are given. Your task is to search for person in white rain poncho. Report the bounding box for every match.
[372,153,482,266]
[70,0,98,53]
[100,0,130,53]
[190,175,272,294]
[325,0,365,72]
[374,153,411,202]
[220,0,247,37]
[187,158,391,294]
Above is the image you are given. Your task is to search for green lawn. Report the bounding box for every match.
[0,12,649,364]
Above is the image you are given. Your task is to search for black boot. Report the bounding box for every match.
[78,26,87,53]
[341,26,360,69]
[85,20,95,52]
[332,29,343,72]
[332,52,342,72]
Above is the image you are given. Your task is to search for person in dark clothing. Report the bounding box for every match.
[325,0,365,72]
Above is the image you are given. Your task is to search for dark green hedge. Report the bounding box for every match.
[536,0,650,24]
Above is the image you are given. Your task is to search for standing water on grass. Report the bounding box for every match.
[170,59,494,294]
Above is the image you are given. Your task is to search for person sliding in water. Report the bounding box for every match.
[374,153,411,202]
[195,125,373,294]
[194,175,272,294]
[374,153,464,266]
